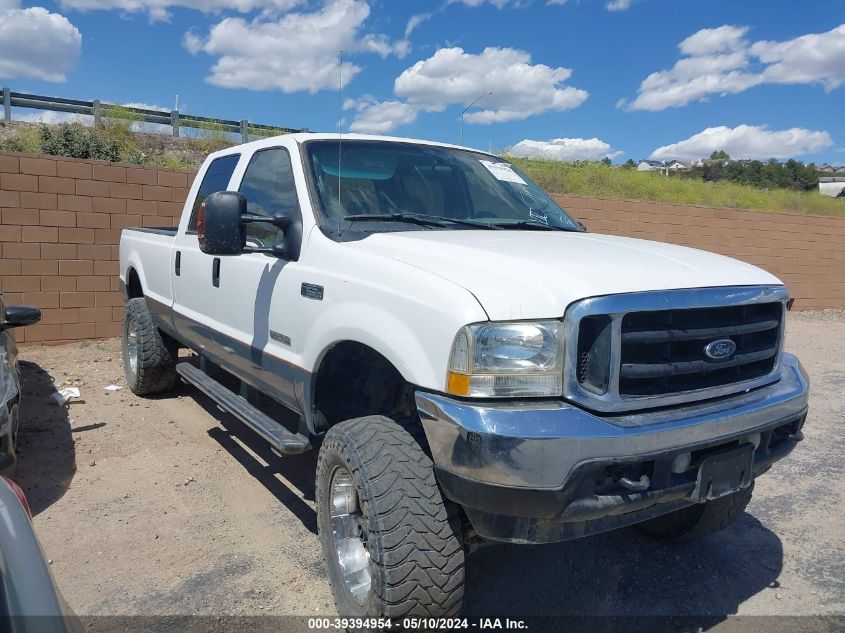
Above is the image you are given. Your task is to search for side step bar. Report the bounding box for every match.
[176,362,311,455]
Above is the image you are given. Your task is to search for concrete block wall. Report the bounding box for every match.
[1,151,843,344]
[0,152,193,343]
[555,194,845,310]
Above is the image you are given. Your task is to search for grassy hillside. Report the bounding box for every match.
[2,121,843,217]
[512,158,845,218]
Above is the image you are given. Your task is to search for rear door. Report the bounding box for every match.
[171,152,240,351]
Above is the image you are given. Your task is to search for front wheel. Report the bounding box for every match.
[316,416,465,620]
[637,483,754,540]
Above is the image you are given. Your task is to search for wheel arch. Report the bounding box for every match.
[125,266,143,299]
[306,339,419,434]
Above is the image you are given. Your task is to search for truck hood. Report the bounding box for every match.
[350,230,782,320]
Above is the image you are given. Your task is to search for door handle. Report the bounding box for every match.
[212,257,220,287]
[175,251,181,276]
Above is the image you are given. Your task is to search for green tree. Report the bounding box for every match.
[710,150,730,160]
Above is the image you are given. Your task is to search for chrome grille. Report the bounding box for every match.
[563,286,788,413]
[618,303,782,396]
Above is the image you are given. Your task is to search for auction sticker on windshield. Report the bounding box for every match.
[480,160,527,185]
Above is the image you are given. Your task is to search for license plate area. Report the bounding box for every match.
[691,443,754,502]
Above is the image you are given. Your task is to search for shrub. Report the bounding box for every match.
[98,105,142,156]
[0,124,41,153]
[38,122,121,161]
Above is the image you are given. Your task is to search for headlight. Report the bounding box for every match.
[446,321,563,397]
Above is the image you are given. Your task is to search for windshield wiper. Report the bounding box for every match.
[344,213,501,229]
[487,220,575,232]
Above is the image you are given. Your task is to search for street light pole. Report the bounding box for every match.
[460,92,492,146]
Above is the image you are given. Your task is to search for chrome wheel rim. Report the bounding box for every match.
[126,316,139,375]
[329,467,371,604]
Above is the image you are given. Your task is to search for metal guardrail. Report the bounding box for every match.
[2,87,306,142]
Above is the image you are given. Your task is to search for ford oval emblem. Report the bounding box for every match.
[704,338,736,361]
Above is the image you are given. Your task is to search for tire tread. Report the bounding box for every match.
[123,297,177,395]
[317,416,465,620]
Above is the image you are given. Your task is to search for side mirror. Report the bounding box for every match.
[1,305,42,330]
[576,220,587,232]
[197,191,247,256]
[197,191,302,261]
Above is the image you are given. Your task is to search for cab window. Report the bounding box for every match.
[187,154,240,232]
[239,148,300,248]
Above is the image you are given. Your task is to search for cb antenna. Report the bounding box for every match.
[337,49,344,228]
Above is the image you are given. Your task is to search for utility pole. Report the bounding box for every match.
[460,92,492,146]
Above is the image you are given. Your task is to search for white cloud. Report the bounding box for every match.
[186,0,408,93]
[546,0,567,4]
[679,24,748,56]
[345,96,419,134]
[16,110,91,125]
[404,12,431,37]
[752,24,845,91]
[58,0,303,22]
[121,102,173,133]
[448,0,528,7]
[509,137,623,161]
[16,101,171,133]
[605,0,630,10]
[182,29,202,55]
[361,33,410,59]
[622,24,845,111]
[650,124,834,161]
[0,6,81,82]
[394,47,589,124]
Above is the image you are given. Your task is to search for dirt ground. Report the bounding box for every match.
[10,311,845,623]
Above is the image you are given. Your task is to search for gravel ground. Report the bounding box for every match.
[10,311,845,624]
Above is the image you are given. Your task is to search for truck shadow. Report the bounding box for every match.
[159,358,783,623]
[13,360,77,516]
[179,374,319,535]
[464,511,782,622]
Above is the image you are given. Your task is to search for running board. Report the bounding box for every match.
[176,362,311,455]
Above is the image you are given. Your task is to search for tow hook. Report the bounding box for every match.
[788,430,805,442]
[618,475,651,492]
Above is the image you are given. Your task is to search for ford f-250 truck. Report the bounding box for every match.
[119,133,809,619]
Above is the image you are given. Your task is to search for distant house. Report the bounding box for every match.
[666,160,689,171]
[819,177,845,198]
[637,159,664,172]
[818,163,835,173]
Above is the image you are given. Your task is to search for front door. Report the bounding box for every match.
[199,146,306,413]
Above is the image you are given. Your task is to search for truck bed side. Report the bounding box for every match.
[119,227,177,321]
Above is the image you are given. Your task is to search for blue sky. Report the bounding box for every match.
[1,0,844,163]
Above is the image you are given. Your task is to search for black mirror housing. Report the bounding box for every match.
[1,305,42,330]
[198,191,247,255]
[240,212,302,261]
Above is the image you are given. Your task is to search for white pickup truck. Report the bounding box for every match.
[119,133,809,619]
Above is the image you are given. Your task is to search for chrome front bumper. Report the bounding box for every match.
[415,353,809,542]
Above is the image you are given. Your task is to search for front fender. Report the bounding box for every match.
[304,302,438,390]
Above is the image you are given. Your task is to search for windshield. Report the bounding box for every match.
[305,140,582,233]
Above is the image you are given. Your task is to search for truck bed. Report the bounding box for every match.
[119,226,178,313]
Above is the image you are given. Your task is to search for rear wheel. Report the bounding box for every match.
[637,483,754,540]
[122,297,177,395]
[316,416,465,620]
